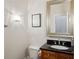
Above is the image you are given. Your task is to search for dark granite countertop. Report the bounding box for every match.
[40,43,74,55]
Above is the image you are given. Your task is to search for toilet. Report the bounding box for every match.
[28,46,40,59]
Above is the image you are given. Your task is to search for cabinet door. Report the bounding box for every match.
[67,54,74,59]
[49,51,56,59]
[56,52,73,59]
[41,50,55,59]
[41,50,49,59]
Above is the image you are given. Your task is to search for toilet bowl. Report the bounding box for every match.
[29,46,40,59]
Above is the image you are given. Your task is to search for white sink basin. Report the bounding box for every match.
[50,45,69,50]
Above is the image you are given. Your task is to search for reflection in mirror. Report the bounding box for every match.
[55,16,67,33]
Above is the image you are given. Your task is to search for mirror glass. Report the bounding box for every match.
[47,0,74,37]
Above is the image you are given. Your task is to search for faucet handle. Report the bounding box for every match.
[58,41,60,45]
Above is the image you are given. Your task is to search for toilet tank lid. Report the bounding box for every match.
[29,46,39,51]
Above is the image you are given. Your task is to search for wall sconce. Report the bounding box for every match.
[11,14,23,24]
[11,14,21,21]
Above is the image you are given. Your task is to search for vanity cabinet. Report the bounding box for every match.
[41,50,73,59]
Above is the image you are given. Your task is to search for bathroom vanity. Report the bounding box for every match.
[40,50,73,59]
[40,40,74,59]
[40,0,74,58]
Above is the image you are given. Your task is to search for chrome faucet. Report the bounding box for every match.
[54,41,56,44]
[62,42,65,45]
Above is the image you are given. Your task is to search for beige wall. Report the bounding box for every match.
[27,0,47,48]
[27,0,72,49]
[4,0,30,59]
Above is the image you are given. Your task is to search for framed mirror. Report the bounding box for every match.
[47,0,74,38]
